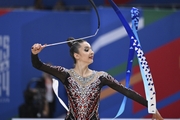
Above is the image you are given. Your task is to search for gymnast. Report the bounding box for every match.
[31,37,163,120]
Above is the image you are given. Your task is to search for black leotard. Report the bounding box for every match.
[31,53,147,120]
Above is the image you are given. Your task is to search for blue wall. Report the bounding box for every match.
[0,7,180,120]
[0,0,105,7]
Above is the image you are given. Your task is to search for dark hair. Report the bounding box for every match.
[66,37,86,64]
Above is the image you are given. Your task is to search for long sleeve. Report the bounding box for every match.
[100,72,147,107]
[31,53,68,84]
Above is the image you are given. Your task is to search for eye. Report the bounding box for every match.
[84,48,89,52]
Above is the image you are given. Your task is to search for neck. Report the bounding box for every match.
[73,62,91,77]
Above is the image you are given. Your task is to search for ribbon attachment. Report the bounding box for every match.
[108,0,156,118]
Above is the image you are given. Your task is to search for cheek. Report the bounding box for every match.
[82,53,89,59]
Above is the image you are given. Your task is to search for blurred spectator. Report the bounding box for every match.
[42,72,56,118]
[53,0,66,11]
[34,0,44,10]
[18,78,49,118]
[18,88,38,118]
[19,70,56,118]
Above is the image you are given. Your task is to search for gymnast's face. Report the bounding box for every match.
[74,41,94,65]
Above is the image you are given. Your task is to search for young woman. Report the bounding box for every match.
[31,37,163,120]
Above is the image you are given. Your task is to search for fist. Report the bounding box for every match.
[31,43,46,55]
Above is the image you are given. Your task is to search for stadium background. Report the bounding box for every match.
[0,0,180,119]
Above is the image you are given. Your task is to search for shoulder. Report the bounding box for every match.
[95,70,108,77]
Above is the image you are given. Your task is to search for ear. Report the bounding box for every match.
[74,53,80,60]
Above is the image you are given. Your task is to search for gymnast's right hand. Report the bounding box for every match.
[31,43,46,55]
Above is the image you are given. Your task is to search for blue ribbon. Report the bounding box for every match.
[108,0,156,118]
[131,7,150,109]
[131,7,156,114]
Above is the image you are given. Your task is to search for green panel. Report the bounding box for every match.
[107,57,139,76]
[144,9,174,26]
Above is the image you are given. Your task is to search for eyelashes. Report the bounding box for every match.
[84,46,93,52]
[84,48,89,52]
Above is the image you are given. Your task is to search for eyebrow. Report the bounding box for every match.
[84,46,91,49]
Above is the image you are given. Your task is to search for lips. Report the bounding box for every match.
[89,56,93,59]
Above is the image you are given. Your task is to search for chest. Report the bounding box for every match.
[66,76,101,98]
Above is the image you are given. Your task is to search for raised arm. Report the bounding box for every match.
[31,43,68,84]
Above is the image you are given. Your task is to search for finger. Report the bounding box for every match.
[32,43,39,49]
[31,44,36,49]
[37,44,41,50]
[33,44,40,50]
[42,44,47,48]
[152,114,156,120]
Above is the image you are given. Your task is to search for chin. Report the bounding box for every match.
[89,60,93,64]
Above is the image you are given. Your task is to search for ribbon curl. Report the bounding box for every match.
[108,0,156,118]
[46,0,100,47]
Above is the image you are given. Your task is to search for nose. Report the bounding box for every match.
[91,49,94,55]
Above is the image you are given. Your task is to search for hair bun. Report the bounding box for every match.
[66,37,75,47]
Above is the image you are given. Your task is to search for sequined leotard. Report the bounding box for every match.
[31,54,147,120]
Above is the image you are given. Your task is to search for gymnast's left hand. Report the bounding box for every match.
[152,110,164,120]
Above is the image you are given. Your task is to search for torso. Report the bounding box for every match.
[64,69,102,120]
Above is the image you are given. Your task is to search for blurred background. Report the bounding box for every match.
[0,0,180,120]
